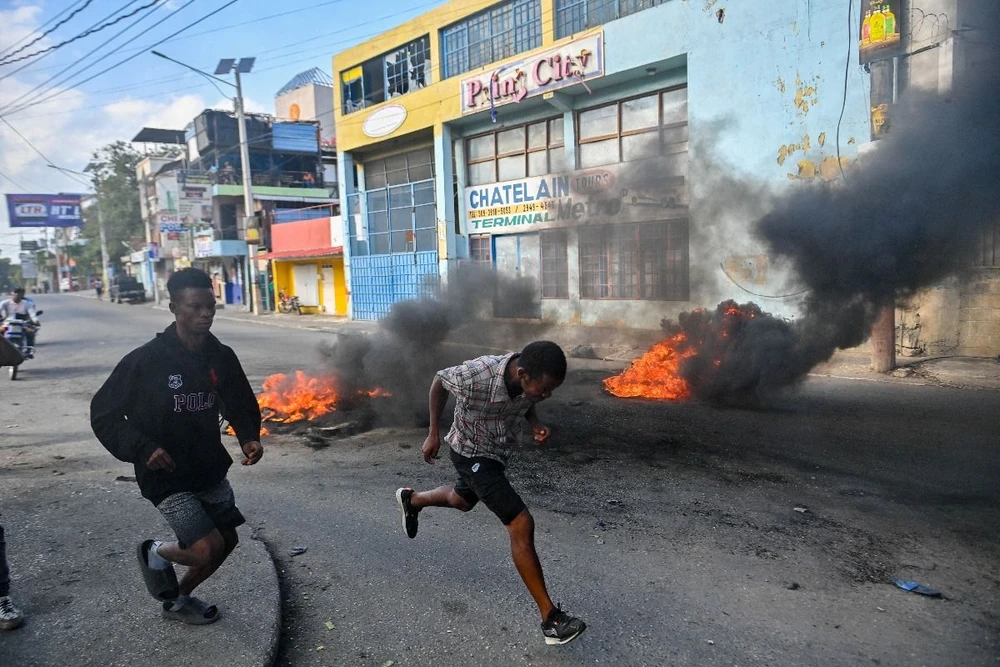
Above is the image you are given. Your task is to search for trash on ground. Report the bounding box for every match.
[892,579,942,597]
[115,475,136,482]
[787,582,801,590]
[794,506,809,513]
[325,621,335,630]
[289,546,308,557]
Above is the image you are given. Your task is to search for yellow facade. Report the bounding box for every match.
[272,258,347,316]
[333,0,561,153]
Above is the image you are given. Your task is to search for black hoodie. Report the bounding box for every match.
[91,323,261,505]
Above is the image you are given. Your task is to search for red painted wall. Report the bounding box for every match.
[271,217,331,253]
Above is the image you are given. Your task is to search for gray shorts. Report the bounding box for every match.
[155,479,245,548]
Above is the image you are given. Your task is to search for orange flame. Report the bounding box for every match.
[258,371,340,423]
[603,332,697,400]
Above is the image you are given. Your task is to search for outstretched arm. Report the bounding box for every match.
[525,405,550,445]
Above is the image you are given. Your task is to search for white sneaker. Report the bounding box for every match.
[0,595,23,630]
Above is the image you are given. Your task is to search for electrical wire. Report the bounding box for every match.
[0,170,29,192]
[0,0,201,116]
[0,0,162,67]
[718,263,809,300]
[0,0,95,63]
[0,0,89,59]
[0,0,158,89]
[835,0,852,182]
[0,115,93,188]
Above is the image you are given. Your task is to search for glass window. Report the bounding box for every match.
[578,138,619,168]
[498,127,526,155]
[470,235,492,263]
[554,0,670,40]
[578,105,618,140]
[441,0,542,78]
[621,94,659,132]
[575,86,688,167]
[527,122,547,149]
[540,230,569,298]
[384,36,431,99]
[498,155,526,181]
[579,221,689,300]
[468,135,495,161]
[466,116,565,184]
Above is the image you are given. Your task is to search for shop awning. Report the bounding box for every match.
[256,246,342,260]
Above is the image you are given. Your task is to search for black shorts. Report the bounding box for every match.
[450,449,526,525]
[154,479,245,548]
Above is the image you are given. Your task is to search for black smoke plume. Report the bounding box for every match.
[319,264,544,424]
[661,12,1000,402]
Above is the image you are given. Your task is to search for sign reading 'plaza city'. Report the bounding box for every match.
[460,32,604,115]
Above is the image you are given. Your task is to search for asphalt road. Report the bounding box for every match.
[2,295,998,667]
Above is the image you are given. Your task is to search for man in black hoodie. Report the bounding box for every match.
[91,268,262,625]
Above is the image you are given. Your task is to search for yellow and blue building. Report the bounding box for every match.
[333,0,872,326]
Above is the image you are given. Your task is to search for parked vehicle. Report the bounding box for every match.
[1,310,42,380]
[110,276,146,304]
[277,291,301,315]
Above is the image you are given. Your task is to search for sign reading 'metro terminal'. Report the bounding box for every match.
[460,32,603,115]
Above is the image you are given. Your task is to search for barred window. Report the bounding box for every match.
[467,118,565,186]
[342,35,431,114]
[579,221,688,300]
[577,87,688,169]
[555,0,670,39]
[470,235,492,263]
[540,230,569,298]
[385,36,432,99]
[973,221,1000,268]
[442,0,542,79]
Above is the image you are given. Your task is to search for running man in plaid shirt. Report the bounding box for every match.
[395,341,586,646]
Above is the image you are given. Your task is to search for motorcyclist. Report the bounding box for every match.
[0,288,40,358]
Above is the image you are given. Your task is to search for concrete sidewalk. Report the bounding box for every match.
[0,457,280,667]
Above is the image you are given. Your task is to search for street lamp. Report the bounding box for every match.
[151,51,260,315]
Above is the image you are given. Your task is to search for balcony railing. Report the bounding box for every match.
[180,169,326,189]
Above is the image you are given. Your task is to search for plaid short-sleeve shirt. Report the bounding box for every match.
[437,353,532,464]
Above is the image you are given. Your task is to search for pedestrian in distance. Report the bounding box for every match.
[395,341,587,646]
[91,268,263,625]
[94,278,103,301]
[0,523,24,631]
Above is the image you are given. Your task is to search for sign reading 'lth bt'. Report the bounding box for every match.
[460,32,603,115]
[5,194,84,228]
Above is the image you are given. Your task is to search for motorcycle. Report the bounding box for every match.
[277,291,301,315]
[1,311,42,380]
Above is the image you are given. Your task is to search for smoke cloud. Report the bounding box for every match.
[663,12,1000,402]
[319,264,545,424]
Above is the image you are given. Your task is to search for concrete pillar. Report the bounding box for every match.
[871,304,896,373]
[338,150,358,319]
[434,122,458,291]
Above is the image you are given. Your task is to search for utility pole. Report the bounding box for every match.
[233,67,261,315]
[96,202,110,294]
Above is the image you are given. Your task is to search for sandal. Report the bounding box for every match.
[161,597,220,625]
[136,540,179,601]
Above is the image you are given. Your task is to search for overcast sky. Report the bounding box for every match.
[0,0,444,259]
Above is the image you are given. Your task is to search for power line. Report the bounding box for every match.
[0,0,89,59]
[0,115,93,188]
[0,0,162,67]
[0,0,194,115]
[0,0,155,87]
[0,0,95,62]
[21,0,243,114]
[0,170,29,192]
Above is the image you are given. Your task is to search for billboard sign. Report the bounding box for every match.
[19,254,38,280]
[5,194,83,227]
[860,0,903,64]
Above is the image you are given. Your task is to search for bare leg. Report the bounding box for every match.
[506,510,555,621]
[157,528,239,596]
[410,485,473,512]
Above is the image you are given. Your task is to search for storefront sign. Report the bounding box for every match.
[5,194,83,228]
[195,237,214,259]
[460,32,603,116]
[157,211,185,233]
[464,158,686,234]
[362,104,407,138]
[859,0,903,64]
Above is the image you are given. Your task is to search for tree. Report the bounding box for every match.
[79,141,143,276]
[0,256,23,292]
